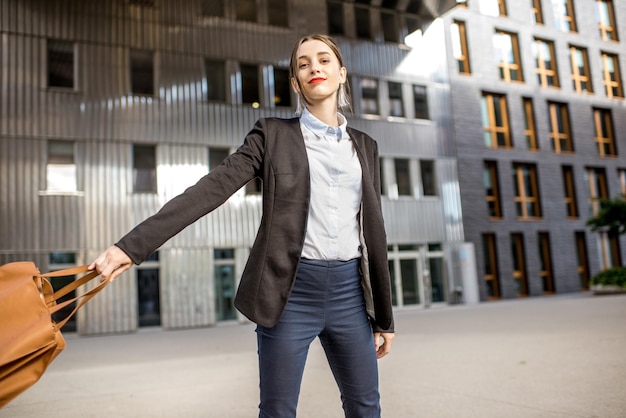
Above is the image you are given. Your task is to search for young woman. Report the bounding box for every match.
[91,34,395,418]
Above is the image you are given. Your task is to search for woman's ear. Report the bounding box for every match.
[290,77,300,94]
[339,67,347,84]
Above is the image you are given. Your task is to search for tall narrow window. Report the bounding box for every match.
[133,145,157,193]
[236,0,257,22]
[214,249,237,321]
[596,0,618,41]
[209,147,230,171]
[601,52,624,98]
[327,1,344,35]
[484,161,502,218]
[482,233,501,299]
[355,6,371,40]
[47,140,77,192]
[547,102,574,153]
[268,0,289,27]
[593,108,617,157]
[533,38,560,88]
[538,232,555,294]
[481,92,511,149]
[522,98,538,150]
[552,0,577,32]
[512,163,542,219]
[200,0,224,17]
[388,82,404,117]
[394,158,412,196]
[130,49,154,96]
[451,20,471,75]
[420,160,437,196]
[137,252,160,327]
[510,233,529,297]
[493,30,523,82]
[47,40,74,89]
[361,77,379,115]
[273,68,291,108]
[586,167,608,215]
[240,63,260,106]
[381,10,398,43]
[531,0,544,24]
[570,45,593,94]
[413,85,429,119]
[205,59,226,102]
[575,231,590,289]
[562,165,579,218]
[479,0,507,16]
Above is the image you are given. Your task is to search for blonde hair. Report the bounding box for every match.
[289,34,352,115]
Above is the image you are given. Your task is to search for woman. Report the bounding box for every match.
[91,34,395,418]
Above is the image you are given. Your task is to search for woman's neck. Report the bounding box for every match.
[306,103,339,127]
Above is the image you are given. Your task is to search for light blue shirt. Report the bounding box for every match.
[299,108,363,261]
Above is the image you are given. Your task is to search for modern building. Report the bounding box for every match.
[0,0,467,335]
[441,0,626,300]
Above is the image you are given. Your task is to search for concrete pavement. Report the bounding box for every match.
[2,292,625,417]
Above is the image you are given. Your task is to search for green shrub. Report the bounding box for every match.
[590,267,626,288]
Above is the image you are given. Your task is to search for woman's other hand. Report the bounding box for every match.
[374,332,395,359]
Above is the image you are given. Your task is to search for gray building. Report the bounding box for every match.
[0,0,466,335]
[441,0,626,300]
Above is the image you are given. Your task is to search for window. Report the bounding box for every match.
[456,0,468,7]
[538,232,555,293]
[394,158,412,196]
[575,231,590,289]
[214,249,237,321]
[510,233,529,296]
[512,163,541,219]
[552,0,577,32]
[413,85,428,119]
[570,45,593,94]
[133,145,157,193]
[420,160,436,196]
[547,101,574,153]
[522,98,538,150]
[327,1,344,35]
[531,0,544,24]
[137,252,160,327]
[484,161,502,218]
[201,0,224,17]
[361,77,379,115]
[533,38,559,88]
[387,244,423,307]
[240,63,260,106]
[481,92,511,148]
[562,165,579,218]
[47,40,74,89]
[236,0,257,22]
[381,11,398,43]
[493,30,523,82]
[388,82,404,117]
[47,140,77,192]
[593,108,617,157]
[205,59,226,102]
[586,167,608,215]
[479,0,507,16]
[451,20,471,75]
[481,233,501,299]
[209,147,230,171]
[601,52,624,98]
[130,49,154,96]
[273,67,291,108]
[596,0,619,41]
[268,0,289,27]
[355,6,371,40]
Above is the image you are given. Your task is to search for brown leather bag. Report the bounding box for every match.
[0,262,106,408]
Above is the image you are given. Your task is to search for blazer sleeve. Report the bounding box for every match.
[116,119,267,264]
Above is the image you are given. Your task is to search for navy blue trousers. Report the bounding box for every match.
[256,258,380,418]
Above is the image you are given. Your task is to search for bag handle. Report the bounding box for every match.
[42,265,109,329]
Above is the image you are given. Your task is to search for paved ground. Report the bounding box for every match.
[2,292,625,418]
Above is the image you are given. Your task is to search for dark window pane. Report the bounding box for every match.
[133,145,156,193]
[273,68,291,107]
[327,1,344,35]
[241,64,260,104]
[355,6,371,39]
[201,0,224,17]
[268,0,288,27]
[205,59,226,102]
[236,0,257,22]
[48,40,74,88]
[130,49,154,96]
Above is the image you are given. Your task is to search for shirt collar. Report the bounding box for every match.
[300,108,349,142]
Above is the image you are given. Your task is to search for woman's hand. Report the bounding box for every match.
[89,246,133,283]
[374,332,395,359]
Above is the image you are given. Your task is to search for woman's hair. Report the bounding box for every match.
[289,34,352,115]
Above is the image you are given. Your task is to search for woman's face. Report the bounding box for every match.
[291,39,346,107]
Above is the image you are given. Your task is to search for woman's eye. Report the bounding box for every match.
[299,63,309,69]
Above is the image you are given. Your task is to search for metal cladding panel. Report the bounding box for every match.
[381,199,446,243]
[438,159,465,242]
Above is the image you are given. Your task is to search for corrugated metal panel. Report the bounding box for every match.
[382,199,445,243]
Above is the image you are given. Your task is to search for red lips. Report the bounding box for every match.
[308,77,326,84]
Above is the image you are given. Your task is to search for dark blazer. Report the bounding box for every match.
[116,117,394,332]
